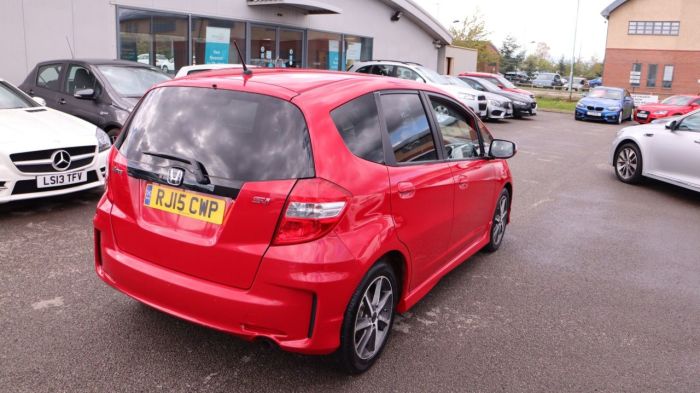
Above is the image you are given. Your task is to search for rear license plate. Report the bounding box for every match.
[36,171,87,188]
[637,113,648,119]
[587,111,602,117]
[144,183,226,224]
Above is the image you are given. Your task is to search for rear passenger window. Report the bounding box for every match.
[36,64,63,91]
[331,94,384,164]
[380,93,437,163]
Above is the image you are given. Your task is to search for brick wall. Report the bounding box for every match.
[602,48,700,98]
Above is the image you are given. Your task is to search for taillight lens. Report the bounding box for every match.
[272,178,351,245]
[105,147,119,201]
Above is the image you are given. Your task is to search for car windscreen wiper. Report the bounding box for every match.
[142,151,210,185]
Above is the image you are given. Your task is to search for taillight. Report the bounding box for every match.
[105,147,119,201]
[272,178,351,245]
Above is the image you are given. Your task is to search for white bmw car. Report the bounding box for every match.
[610,109,700,192]
[0,79,111,203]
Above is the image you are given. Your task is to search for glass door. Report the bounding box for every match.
[250,25,276,67]
[279,29,303,68]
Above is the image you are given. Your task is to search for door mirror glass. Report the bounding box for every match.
[74,88,96,99]
[489,139,516,159]
[32,96,47,106]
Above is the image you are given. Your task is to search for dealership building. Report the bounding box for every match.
[0,0,472,85]
[602,0,700,98]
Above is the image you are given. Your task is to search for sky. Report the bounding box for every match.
[413,0,613,61]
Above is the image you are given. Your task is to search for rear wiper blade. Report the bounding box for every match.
[142,151,210,185]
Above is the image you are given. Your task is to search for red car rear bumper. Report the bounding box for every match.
[94,201,360,355]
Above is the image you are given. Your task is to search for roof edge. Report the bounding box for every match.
[379,0,452,44]
[601,0,628,19]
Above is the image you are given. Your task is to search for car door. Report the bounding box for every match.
[59,63,105,127]
[378,91,455,290]
[27,63,64,108]
[425,92,497,253]
[647,112,700,187]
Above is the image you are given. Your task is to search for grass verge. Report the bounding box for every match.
[536,97,577,113]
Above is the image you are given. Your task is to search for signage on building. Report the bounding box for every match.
[631,94,659,106]
[328,40,340,70]
[205,27,230,64]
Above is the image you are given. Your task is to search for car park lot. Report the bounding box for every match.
[1,112,699,392]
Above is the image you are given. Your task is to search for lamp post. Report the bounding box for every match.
[568,0,581,101]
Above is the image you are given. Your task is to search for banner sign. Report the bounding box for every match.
[205,27,230,64]
[631,94,659,106]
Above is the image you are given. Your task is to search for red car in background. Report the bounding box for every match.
[459,71,535,99]
[634,95,700,124]
[94,68,517,373]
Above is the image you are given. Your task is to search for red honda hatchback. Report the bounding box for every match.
[93,68,516,373]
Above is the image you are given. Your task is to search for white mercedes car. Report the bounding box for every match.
[610,109,700,192]
[0,79,111,203]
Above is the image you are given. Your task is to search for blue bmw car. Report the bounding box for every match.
[575,86,635,124]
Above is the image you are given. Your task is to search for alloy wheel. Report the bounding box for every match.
[492,195,508,245]
[616,147,638,180]
[353,276,393,360]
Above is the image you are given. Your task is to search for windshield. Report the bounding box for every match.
[97,66,171,97]
[478,75,515,89]
[589,88,622,100]
[473,77,502,92]
[446,76,472,88]
[662,96,693,106]
[416,66,451,85]
[0,82,37,109]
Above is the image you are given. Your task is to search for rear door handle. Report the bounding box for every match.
[456,174,469,190]
[397,182,415,199]
[695,140,700,144]
[644,133,654,137]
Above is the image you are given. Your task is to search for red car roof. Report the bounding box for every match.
[157,68,447,102]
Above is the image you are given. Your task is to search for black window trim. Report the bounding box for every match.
[376,89,445,167]
[422,91,487,163]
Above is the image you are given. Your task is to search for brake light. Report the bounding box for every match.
[272,178,351,245]
[105,147,119,201]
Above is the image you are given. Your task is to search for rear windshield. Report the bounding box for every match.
[120,86,314,185]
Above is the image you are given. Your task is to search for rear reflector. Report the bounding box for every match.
[272,178,351,245]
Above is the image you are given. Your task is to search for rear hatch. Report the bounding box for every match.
[108,86,314,289]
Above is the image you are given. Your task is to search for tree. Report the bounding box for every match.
[557,56,567,75]
[499,35,525,73]
[450,12,500,72]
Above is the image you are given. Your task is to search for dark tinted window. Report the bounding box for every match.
[121,87,314,184]
[380,93,437,163]
[331,94,384,164]
[357,66,373,74]
[36,63,63,91]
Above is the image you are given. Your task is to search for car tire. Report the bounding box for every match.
[483,188,510,253]
[614,143,643,184]
[337,260,398,374]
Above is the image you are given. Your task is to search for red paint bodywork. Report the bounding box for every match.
[634,96,700,124]
[459,71,534,97]
[94,69,513,355]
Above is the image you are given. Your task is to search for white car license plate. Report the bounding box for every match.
[637,113,648,119]
[36,171,87,188]
[587,111,602,117]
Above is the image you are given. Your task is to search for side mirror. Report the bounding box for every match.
[497,84,504,88]
[489,139,517,159]
[666,120,678,131]
[32,96,46,106]
[690,102,700,108]
[74,88,96,100]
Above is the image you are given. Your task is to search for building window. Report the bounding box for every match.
[631,63,642,87]
[307,31,342,71]
[646,64,657,88]
[343,35,373,71]
[663,65,674,88]
[191,18,245,66]
[118,8,188,75]
[628,21,679,36]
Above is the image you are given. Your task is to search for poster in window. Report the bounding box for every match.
[205,27,230,64]
[328,40,340,70]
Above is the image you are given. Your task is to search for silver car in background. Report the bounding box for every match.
[610,110,700,192]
